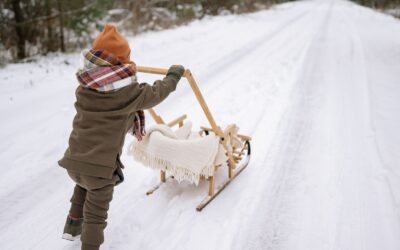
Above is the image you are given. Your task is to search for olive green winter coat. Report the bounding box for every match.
[58,75,179,179]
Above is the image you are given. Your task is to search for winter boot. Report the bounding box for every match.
[62,215,83,241]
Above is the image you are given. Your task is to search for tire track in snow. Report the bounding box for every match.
[232,2,335,249]
[197,6,315,83]
[327,7,400,250]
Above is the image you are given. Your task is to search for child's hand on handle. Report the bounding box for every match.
[166,65,185,82]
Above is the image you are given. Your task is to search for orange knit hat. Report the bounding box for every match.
[92,24,131,63]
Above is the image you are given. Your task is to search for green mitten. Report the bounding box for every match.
[166,65,185,81]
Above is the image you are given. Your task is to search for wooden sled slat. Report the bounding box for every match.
[197,152,251,211]
[146,176,173,195]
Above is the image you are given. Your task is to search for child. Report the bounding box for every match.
[58,24,184,250]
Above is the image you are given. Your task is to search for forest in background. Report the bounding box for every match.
[0,0,399,64]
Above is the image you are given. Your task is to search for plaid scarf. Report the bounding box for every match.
[77,49,137,91]
[76,49,146,141]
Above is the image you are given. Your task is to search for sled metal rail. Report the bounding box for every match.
[136,65,252,211]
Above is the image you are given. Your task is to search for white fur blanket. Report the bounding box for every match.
[128,122,226,185]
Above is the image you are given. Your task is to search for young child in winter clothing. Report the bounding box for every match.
[58,24,185,250]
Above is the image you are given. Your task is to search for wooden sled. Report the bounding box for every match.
[136,66,252,211]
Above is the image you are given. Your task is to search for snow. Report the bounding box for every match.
[1,0,400,249]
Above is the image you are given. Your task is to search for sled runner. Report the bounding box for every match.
[134,66,252,211]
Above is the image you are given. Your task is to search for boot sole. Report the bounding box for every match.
[62,233,80,241]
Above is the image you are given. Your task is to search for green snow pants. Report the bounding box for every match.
[67,170,121,250]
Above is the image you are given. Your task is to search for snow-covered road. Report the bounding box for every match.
[1,0,400,249]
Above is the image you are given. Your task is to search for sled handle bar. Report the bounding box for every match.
[136,66,190,77]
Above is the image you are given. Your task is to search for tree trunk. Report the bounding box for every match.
[57,0,65,52]
[11,0,26,59]
[45,0,55,52]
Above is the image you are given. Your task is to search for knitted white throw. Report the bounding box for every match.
[128,122,222,185]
